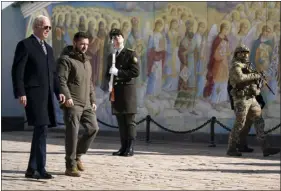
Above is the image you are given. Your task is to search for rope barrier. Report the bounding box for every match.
[150,118,212,134]
[215,119,281,136]
[4,114,280,146]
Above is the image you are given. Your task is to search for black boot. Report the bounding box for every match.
[227,148,242,156]
[260,139,280,157]
[112,139,127,156]
[227,139,242,156]
[122,140,134,157]
[237,144,254,153]
[263,148,280,157]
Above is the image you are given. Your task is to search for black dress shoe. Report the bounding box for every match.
[25,170,41,179]
[40,172,54,179]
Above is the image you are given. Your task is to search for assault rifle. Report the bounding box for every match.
[247,62,275,95]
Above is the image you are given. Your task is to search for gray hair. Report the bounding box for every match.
[32,15,50,31]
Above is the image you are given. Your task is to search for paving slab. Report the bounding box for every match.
[1,131,280,190]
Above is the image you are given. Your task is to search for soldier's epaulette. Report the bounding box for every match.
[126,48,135,52]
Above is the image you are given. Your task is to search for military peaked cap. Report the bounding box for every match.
[109,28,124,39]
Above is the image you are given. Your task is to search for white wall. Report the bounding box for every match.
[1,5,26,117]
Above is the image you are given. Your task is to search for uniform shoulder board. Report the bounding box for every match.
[126,48,135,52]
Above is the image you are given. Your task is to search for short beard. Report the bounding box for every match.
[74,46,85,54]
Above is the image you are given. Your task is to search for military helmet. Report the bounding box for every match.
[234,44,250,55]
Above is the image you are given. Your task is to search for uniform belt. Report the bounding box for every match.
[114,81,133,85]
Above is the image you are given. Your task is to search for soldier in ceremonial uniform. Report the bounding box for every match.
[106,28,140,157]
[228,81,266,153]
[227,44,280,157]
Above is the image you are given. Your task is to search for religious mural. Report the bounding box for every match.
[25,2,280,133]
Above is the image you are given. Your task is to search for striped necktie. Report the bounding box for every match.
[40,40,47,55]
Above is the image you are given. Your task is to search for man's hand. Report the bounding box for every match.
[58,94,66,104]
[19,96,27,107]
[109,67,118,76]
[65,99,74,107]
[92,103,97,111]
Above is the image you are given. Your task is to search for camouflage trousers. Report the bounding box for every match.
[238,112,254,147]
[228,97,267,150]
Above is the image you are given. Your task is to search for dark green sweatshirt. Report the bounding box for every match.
[57,46,96,107]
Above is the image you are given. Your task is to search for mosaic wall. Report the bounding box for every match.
[25,2,280,133]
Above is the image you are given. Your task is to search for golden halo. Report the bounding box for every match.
[154,18,164,32]
[85,11,93,18]
[219,19,231,35]
[167,3,174,11]
[87,17,97,31]
[197,18,207,33]
[97,17,107,29]
[121,19,131,30]
[168,16,179,29]
[239,19,251,33]
[231,10,240,20]
[109,19,121,30]
[169,6,177,15]
[93,12,102,20]
[70,12,79,26]
[236,3,245,11]
[77,13,88,31]
[185,18,198,34]
[257,22,273,35]
[55,13,64,26]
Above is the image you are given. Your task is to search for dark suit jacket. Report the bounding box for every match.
[11,35,61,126]
[106,48,140,114]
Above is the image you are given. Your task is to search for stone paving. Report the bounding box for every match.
[1,131,280,190]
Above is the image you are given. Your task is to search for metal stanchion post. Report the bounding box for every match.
[146,115,151,143]
[208,116,216,147]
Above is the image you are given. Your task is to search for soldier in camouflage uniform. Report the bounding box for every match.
[227,44,280,157]
[228,81,266,153]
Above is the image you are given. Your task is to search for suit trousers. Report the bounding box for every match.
[116,114,136,142]
[63,105,99,168]
[27,125,48,173]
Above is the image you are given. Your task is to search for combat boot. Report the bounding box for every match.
[260,140,280,157]
[227,139,242,156]
[113,139,127,156]
[76,158,85,171]
[227,148,242,156]
[65,167,81,177]
[122,140,134,157]
[237,144,254,152]
[263,148,280,157]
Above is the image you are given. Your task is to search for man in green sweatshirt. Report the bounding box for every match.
[57,32,99,177]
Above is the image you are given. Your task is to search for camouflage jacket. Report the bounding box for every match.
[229,60,261,99]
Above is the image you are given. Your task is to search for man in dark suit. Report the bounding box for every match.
[105,28,140,157]
[227,80,265,153]
[11,15,65,179]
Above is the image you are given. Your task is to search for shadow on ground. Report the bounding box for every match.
[177,168,280,174]
[2,131,280,161]
[1,170,66,182]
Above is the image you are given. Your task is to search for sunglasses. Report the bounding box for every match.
[39,26,52,30]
